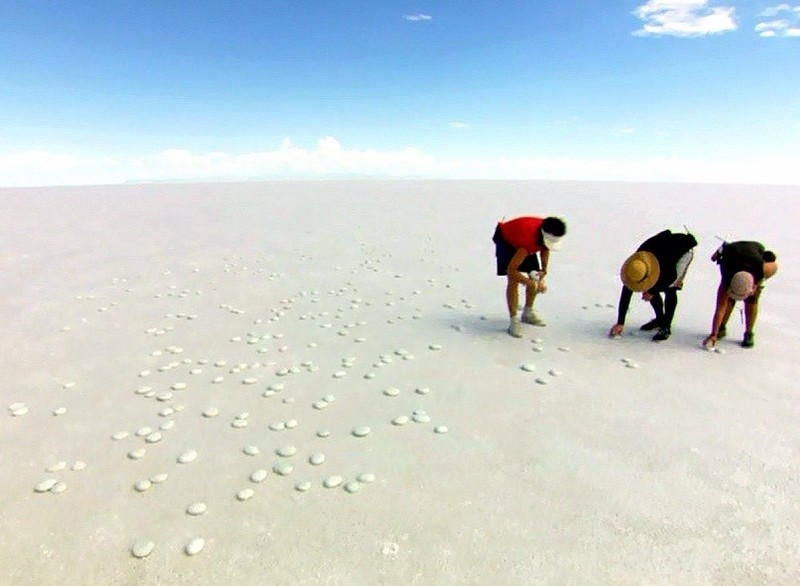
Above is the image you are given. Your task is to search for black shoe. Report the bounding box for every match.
[718,325,727,339]
[742,331,754,348]
[640,319,660,331]
[652,327,671,341]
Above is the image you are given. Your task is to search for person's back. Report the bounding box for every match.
[638,230,697,290]
[718,241,765,284]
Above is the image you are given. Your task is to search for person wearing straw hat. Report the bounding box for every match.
[702,241,778,349]
[493,216,567,337]
[609,229,697,341]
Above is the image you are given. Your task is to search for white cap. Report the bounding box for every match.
[542,231,563,251]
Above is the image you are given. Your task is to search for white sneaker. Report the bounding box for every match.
[521,308,545,326]
[508,317,523,338]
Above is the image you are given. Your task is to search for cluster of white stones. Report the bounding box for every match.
[33,460,86,495]
[57,255,473,564]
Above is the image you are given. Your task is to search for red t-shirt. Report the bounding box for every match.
[499,217,544,254]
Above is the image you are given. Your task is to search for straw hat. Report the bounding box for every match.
[728,271,755,301]
[620,251,660,292]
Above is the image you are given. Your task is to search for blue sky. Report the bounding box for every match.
[1,1,799,186]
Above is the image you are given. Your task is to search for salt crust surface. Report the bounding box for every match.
[1,180,799,584]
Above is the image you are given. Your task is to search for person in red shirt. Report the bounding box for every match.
[493,216,567,337]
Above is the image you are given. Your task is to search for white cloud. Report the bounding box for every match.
[1,137,799,187]
[756,4,800,36]
[403,14,432,22]
[449,122,471,129]
[633,0,737,37]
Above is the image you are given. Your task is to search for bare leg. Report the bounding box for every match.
[523,283,537,312]
[506,277,519,318]
[744,288,761,333]
[720,299,735,332]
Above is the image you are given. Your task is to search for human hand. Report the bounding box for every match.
[537,278,548,294]
[609,324,623,337]
[702,334,717,348]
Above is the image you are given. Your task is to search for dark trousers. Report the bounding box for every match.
[650,288,678,329]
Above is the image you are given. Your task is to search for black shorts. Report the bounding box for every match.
[493,224,540,276]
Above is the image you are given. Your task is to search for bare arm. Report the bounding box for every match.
[703,283,732,347]
[508,248,535,287]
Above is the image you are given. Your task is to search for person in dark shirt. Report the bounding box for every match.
[703,241,778,348]
[609,229,697,342]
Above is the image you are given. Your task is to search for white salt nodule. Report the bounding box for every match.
[273,462,293,476]
[352,426,371,437]
[177,450,198,464]
[134,479,152,492]
[131,540,155,559]
[237,488,255,501]
[276,445,297,458]
[145,431,162,443]
[185,538,205,556]
[323,475,343,489]
[186,502,207,516]
[35,478,58,493]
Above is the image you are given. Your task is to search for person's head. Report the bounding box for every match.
[541,217,567,251]
[728,271,756,301]
[620,251,660,292]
